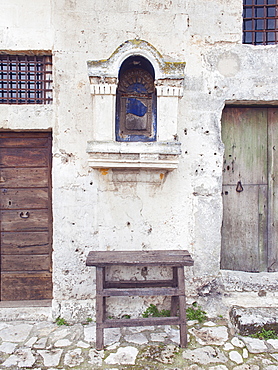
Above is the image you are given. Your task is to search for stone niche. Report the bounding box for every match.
[87,39,185,173]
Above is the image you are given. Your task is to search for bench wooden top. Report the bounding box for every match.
[86,250,194,267]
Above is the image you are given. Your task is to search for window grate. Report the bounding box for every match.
[0,55,52,104]
[243,0,278,45]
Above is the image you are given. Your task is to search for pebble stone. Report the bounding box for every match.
[242,347,249,358]
[0,319,276,368]
[231,337,245,348]
[223,342,234,351]
[229,350,243,364]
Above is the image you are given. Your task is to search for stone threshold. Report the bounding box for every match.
[0,300,51,308]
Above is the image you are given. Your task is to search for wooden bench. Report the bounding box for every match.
[86,250,194,350]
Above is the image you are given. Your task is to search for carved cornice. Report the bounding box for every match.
[87,141,181,170]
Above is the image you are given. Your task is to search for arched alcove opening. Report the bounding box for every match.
[115,56,157,142]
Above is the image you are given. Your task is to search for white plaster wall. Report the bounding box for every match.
[1,0,278,321]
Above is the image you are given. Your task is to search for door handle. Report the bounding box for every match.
[20,211,30,219]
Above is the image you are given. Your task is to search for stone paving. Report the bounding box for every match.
[0,317,277,369]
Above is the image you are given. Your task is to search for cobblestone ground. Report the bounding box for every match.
[0,318,277,369]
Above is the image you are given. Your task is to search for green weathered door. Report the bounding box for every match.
[221,107,278,272]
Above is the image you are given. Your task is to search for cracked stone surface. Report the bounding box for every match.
[88,348,104,366]
[233,365,260,370]
[0,318,276,369]
[64,348,84,367]
[33,336,48,349]
[189,325,229,345]
[183,346,228,364]
[0,324,33,343]
[54,338,72,347]
[0,342,17,354]
[105,346,138,365]
[104,328,121,346]
[2,348,35,368]
[143,344,179,364]
[38,349,63,367]
[268,339,278,350]
[241,336,268,353]
[125,332,148,344]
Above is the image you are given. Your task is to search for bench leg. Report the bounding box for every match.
[177,266,187,347]
[96,267,105,350]
[171,267,178,316]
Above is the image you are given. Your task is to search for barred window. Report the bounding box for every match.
[0,55,52,104]
[243,0,278,45]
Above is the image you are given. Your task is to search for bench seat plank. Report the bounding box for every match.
[86,250,194,267]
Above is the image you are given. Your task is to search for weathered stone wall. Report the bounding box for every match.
[0,0,278,321]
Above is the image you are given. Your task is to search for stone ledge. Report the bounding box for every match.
[230,306,278,335]
[87,141,182,170]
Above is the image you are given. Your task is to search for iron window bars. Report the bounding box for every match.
[0,55,52,104]
[243,0,278,45]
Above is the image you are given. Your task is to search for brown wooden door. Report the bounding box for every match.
[221,107,278,272]
[0,132,52,300]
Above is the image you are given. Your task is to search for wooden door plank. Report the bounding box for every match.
[2,255,51,271]
[1,231,49,255]
[0,148,49,167]
[0,137,50,148]
[268,108,278,271]
[1,273,52,301]
[1,210,49,231]
[0,188,48,209]
[0,168,48,188]
[0,132,50,139]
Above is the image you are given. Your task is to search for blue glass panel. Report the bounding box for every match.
[255,31,264,42]
[256,19,264,29]
[267,19,275,29]
[267,31,275,41]
[244,7,253,17]
[255,7,264,17]
[244,19,253,30]
[267,7,276,16]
